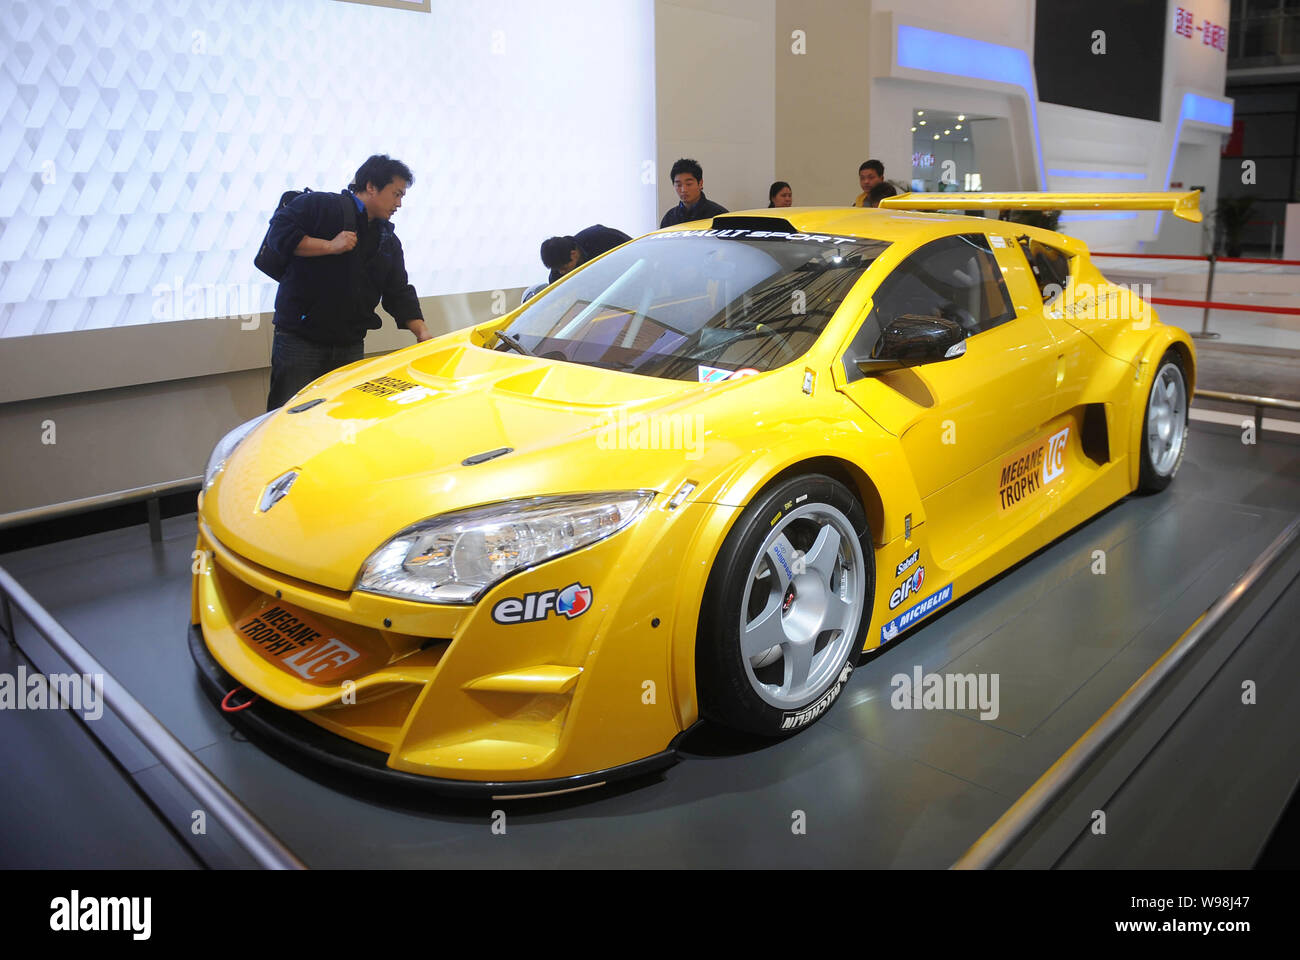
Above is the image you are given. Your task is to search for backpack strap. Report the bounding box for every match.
[340,191,362,309]
[340,190,357,234]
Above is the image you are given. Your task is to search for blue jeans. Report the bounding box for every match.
[267,328,364,410]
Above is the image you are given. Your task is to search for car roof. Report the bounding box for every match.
[653,206,1025,246]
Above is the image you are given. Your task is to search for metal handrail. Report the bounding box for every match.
[953,514,1300,869]
[0,563,306,870]
[0,476,202,532]
[1195,389,1300,412]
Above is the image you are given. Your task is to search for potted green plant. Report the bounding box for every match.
[1215,197,1255,258]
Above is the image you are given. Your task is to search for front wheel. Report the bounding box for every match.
[1137,351,1189,493]
[697,474,873,736]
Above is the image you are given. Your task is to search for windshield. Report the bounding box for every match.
[497,229,889,381]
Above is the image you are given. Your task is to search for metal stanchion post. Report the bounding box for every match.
[146,496,162,543]
[1193,253,1221,340]
[1,593,15,646]
[1271,220,1278,260]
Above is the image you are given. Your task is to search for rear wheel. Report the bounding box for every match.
[1137,351,1189,493]
[697,474,873,736]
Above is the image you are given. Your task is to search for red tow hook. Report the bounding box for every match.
[221,686,258,713]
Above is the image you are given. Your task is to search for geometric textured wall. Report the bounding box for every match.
[0,0,657,337]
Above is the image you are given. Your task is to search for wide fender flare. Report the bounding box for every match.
[1126,327,1197,489]
[667,431,922,727]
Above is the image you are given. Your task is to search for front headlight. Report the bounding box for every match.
[203,411,275,492]
[356,491,656,604]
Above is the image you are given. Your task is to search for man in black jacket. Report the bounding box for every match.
[659,158,728,228]
[539,225,632,283]
[262,154,431,410]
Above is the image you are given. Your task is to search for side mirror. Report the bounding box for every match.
[855,314,966,375]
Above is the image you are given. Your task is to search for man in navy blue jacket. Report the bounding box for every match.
[263,154,431,410]
[659,158,728,228]
[539,225,632,283]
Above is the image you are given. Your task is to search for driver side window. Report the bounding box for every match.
[872,233,1015,339]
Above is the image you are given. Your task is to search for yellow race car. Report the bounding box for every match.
[190,193,1199,798]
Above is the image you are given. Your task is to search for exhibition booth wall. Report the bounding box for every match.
[0,0,1230,514]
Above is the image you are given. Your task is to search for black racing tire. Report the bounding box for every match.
[696,473,874,737]
[1137,350,1190,494]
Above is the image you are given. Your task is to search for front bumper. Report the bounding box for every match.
[190,493,728,788]
[189,623,681,799]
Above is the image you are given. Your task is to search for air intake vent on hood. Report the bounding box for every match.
[710,215,799,233]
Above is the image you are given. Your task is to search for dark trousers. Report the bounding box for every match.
[266,328,364,410]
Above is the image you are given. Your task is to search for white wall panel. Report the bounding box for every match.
[0,0,658,338]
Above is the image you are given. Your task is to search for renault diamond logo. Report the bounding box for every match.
[259,470,297,512]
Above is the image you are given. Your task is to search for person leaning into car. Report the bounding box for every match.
[262,154,432,411]
[539,225,632,283]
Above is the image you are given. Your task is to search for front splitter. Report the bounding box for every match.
[188,623,681,799]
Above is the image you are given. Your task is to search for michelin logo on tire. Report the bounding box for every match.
[780,662,853,730]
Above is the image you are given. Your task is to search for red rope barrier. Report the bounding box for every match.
[1090,252,1206,260]
[1150,297,1300,316]
[1219,255,1300,266]
[1090,252,1300,266]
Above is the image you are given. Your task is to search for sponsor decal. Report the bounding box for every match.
[648,229,861,244]
[888,565,926,609]
[388,385,437,405]
[780,662,853,730]
[351,375,420,398]
[1044,427,1068,483]
[895,548,920,578]
[697,364,734,383]
[989,234,1007,248]
[236,604,372,683]
[492,583,593,624]
[771,542,796,581]
[997,426,1070,511]
[279,637,361,681]
[880,583,954,642]
[727,367,760,380]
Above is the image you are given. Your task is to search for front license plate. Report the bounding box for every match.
[233,601,378,684]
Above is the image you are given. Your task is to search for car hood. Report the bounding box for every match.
[204,340,715,590]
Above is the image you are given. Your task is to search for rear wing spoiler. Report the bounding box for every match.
[877,191,1203,223]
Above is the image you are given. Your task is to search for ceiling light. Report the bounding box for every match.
[911,126,917,132]
[933,134,940,140]
[919,120,926,125]
[944,129,951,135]
[955,124,962,130]
[917,110,925,116]
[957,114,965,121]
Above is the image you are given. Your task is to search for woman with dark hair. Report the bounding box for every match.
[768,181,792,208]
